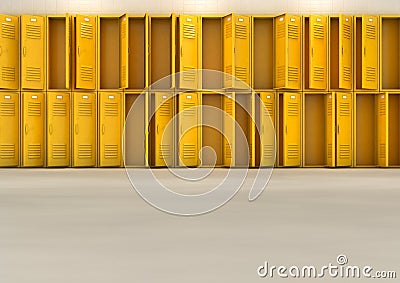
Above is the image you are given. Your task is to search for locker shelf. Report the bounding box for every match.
[380,17,400,90]
[388,93,400,166]
[128,16,147,90]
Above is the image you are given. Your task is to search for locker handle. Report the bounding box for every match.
[285,125,288,134]
[341,46,343,55]
[181,46,183,57]
[0,46,2,56]
[311,47,314,57]
[78,46,80,56]
[23,47,26,57]
[102,124,105,135]
[25,124,28,134]
[49,124,53,135]
[75,124,79,134]
[364,47,366,56]
[337,125,340,135]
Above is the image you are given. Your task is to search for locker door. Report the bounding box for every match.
[47,92,70,167]
[73,92,96,167]
[325,93,336,167]
[65,15,71,89]
[336,92,352,166]
[283,92,301,166]
[274,14,286,88]
[178,93,199,166]
[260,92,275,167]
[287,15,301,90]
[223,93,235,166]
[179,15,199,89]
[223,14,234,88]
[22,92,44,167]
[154,93,174,167]
[309,15,327,89]
[76,15,96,90]
[0,15,19,90]
[339,15,352,90]
[119,14,128,89]
[21,15,45,90]
[377,93,388,167]
[362,15,378,90]
[234,14,250,87]
[0,93,19,166]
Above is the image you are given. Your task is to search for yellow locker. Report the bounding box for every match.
[260,92,275,167]
[22,92,44,167]
[73,92,96,167]
[223,14,251,88]
[66,15,71,89]
[339,15,352,90]
[119,14,128,89]
[154,93,174,167]
[178,93,199,166]
[21,15,45,90]
[275,14,301,90]
[0,93,19,166]
[223,93,235,166]
[179,15,199,90]
[47,92,70,167]
[0,15,19,90]
[76,15,96,90]
[283,92,301,166]
[99,92,122,167]
[377,93,388,167]
[362,15,378,90]
[309,15,327,89]
[325,93,336,167]
[336,92,352,166]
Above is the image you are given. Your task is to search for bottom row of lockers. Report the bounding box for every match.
[0,91,400,168]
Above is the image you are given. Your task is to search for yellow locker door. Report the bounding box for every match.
[283,92,301,166]
[223,93,235,166]
[21,15,45,90]
[0,15,19,90]
[76,15,96,90]
[179,15,199,90]
[179,93,199,166]
[119,14,128,89]
[99,92,122,167]
[0,93,19,166]
[336,92,352,167]
[260,92,275,167]
[309,15,327,90]
[362,15,378,90]
[274,14,286,89]
[223,14,234,88]
[47,93,70,167]
[65,15,71,89]
[22,92,44,167]
[155,93,174,167]
[339,15,352,90]
[73,92,96,167]
[234,14,250,87]
[287,15,301,90]
[325,93,336,167]
[377,93,388,167]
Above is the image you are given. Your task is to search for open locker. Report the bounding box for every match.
[47,15,71,91]
[388,93,400,166]
[149,15,175,90]
[354,16,379,91]
[201,17,223,90]
[98,14,128,90]
[303,15,328,91]
[235,92,254,167]
[380,17,400,91]
[329,15,353,91]
[223,93,235,166]
[0,15,19,90]
[252,16,274,90]
[0,92,19,167]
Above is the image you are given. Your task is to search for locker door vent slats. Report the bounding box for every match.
[2,67,16,81]
[235,23,247,39]
[379,101,386,115]
[327,144,332,159]
[342,24,351,39]
[225,99,233,115]
[225,144,232,159]
[288,24,299,39]
[104,144,118,159]
[159,102,172,116]
[80,23,93,39]
[183,144,196,159]
[28,144,41,159]
[78,102,92,116]
[160,144,171,159]
[78,144,92,159]
[26,66,41,82]
[313,66,324,81]
[28,101,41,116]
[1,23,15,39]
[379,144,386,159]
[183,23,195,39]
[288,66,299,81]
[225,21,232,38]
[339,102,351,115]
[313,23,324,39]
[182,102,195,115]
[366,67,376,82]
[339,144,350,159]
[263,145,274,159]
[287,101,299,116]
[276,21,285,38]
[342,66,351,82]
[52,102,67,116]
[0,101,15,116]
[235,66,248,82]
[80,66,94,81]
[104,102,118,116]
[287,144,299,159]
[182,66,196,81]
[0,144,15,159]
[365,24,376,39]
[265,102,274,115]
[52,144,67,159]
[26,24,41,39]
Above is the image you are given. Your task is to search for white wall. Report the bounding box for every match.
[1,0,400,15]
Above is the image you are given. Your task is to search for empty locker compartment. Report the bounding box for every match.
[223,93,235,166]
[176,15,200,90]
[354,16,379,91]
[277,92,302,167]
[0,92,19,166]
[124,92,148,167]
[388,93,400,166]
[335,92,353,167]
[149,92,175,166]
[46,92,70,167]
[98,14,128,90]
[127,15,148,90]
[303,15,328,91]
[223,14,251,89]
[21,15,45,90]
[98,92,123,167]
[235,92,254,167]
[149,15,175,90]
[0,15,19,90]
[47,15,71,91]
[380,17,400,91]
[201,92,224,167]
[201,17,223,90]
[74,15,96,90]
[72,92,97,167]
[21,92,45,167]
[329,15,353,90]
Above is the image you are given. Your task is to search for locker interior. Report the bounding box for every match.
[388,93,400,166]
[380,17,400,90]
[235,93,253,167]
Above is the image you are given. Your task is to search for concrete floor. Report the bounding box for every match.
[0,169,399,282]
